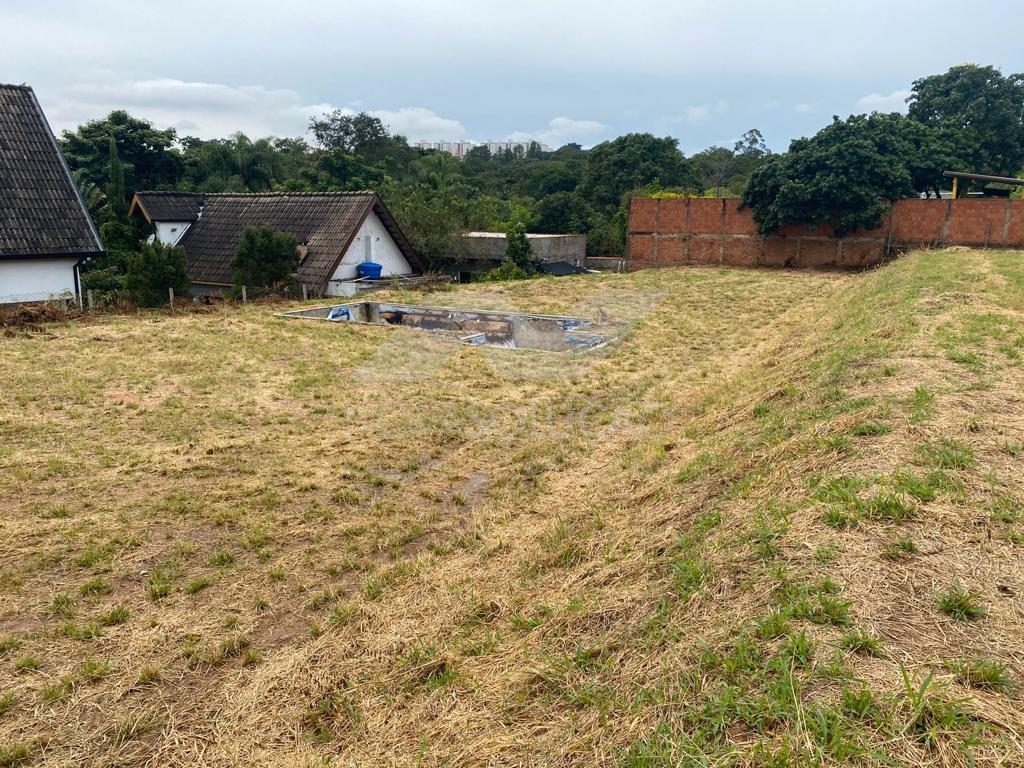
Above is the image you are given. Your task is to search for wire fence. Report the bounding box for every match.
[0,289,80,306]
[0,285,310,331]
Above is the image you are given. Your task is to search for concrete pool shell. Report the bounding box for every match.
[280,301,619,352]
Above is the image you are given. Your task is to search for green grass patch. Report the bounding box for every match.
[937,582,986,622]
[946,657,1015,692]
[916,438,974,470]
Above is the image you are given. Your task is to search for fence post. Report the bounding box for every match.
[168,287,174,309]
[241,285,247,304]
[87,290,95,310]
[302,283,308,302]
[77,291,84,310]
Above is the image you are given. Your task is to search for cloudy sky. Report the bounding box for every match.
[2,1,1022,153]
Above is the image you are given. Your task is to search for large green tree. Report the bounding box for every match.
[60,110,182,194]
[532,191,591,234]
[309,111,389,154]
[691,146,738,197]
[179,134,282,192]
[578,133,696,210]
[742,114,917,236]
[908,64,1024,179]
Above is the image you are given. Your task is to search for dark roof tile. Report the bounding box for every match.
[0,84,103,259]
[168,192,420,293]
[131,191,203,222]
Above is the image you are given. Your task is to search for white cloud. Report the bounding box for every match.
[508,116,608,147]
[666,100,729,126]
[368,107,465,141]
[39,76,465,142]
[794,102,817,113]
[855,88,911,113]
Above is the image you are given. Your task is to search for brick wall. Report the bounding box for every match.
[627,197,1024,270]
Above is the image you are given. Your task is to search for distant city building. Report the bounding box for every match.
[411,141,478,158]
[412,139,552,158]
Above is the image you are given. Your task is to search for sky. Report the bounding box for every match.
[2,0,1023,154]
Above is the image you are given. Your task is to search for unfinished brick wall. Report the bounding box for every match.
[627,197,1024,270]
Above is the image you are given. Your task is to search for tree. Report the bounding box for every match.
[533,191,591,233]
[310,149,385,191]
[691,146,737,196]
[95,138,149,275]
[520,161,580,198]
[71,168,106,222]
[308,111,389,154]
[60,110,182,194]
[734,128,769,159]
[578,133,696,209]
[106,137,128,218]
[553,143,586,158]
[876,114,967,198]
[230,226,300,290]
[180,134,281,192]
[123,242,190,307]
[381,181,461,268]
[908,64,1024,179]
[504,221,533,272]
[741,114,916,236]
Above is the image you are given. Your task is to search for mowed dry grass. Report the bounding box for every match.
[1,250,1023,767]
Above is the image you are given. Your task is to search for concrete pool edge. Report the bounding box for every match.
[278,301,620,353]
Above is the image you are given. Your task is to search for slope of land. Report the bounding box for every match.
[0,249,1022,767]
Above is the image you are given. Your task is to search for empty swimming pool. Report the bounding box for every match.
[280,301,618,352]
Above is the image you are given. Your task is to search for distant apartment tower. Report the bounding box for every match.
[482,139,552,155]
[412,140,477,158]
[413,139,552,159]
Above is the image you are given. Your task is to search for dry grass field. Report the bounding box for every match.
[1,249,1023,767]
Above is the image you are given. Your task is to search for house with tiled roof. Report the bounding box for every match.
[0,84,104,304]
[130,191,421,296]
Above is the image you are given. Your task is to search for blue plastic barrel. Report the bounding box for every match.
[357,261,383,279]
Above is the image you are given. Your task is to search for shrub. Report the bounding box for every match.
[484,260,534,282]
[231,225,299,291]
[504,221,534,272]
[79,265,124,305]
[123,242,191,307]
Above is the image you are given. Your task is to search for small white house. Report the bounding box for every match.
[0,84,103,304]
[130,191,420,296]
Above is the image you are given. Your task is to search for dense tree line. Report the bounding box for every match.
[743,64,1024,235]
[62,110,711,275]
[60,63,1024,293]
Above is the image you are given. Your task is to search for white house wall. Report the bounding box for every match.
[0,258,79,304]
[325,211,411,291]
[154,221,191,246]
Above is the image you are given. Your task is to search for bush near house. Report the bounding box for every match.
[230,225,300,293]
[122,241,190,307]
